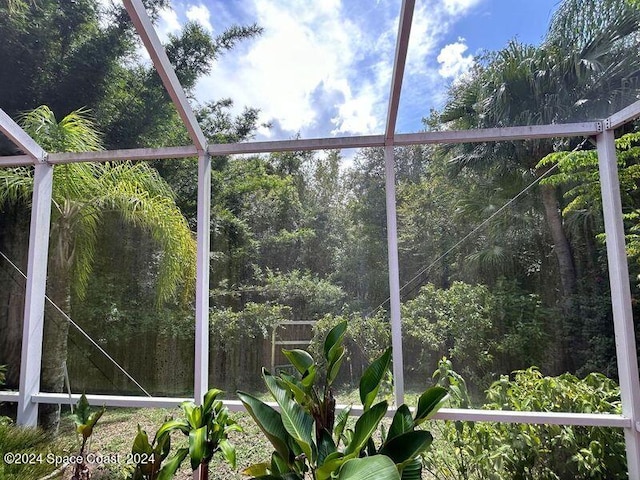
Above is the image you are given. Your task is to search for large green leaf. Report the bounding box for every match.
[414,387,448,425]
[132,425,153,455]
[333,405,351,445]
[263,369,314,459]
[300,364,317,389]
[359,348,391,411]
[324,321,347,362]
[219,438,237,469]
[344,401,388,456]
[326,347,345,385]
[279,373,310,404]
[270,451,290,474]
[283,349,315,375]
[189,425,209,470]
[386,405,413,443]
[181,401,203,429]
[379,430,433,466]
[263,369,291,405]
[316,452,346,480]
[155,418,190,439]
[278,397,315,462]
[157,447,188,480]
[338,455,400,480]
[237,391,292,462]
[202,388,224,415]
[317,429,336,466]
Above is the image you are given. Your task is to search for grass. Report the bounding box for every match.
[0,419,72,480]
[54,406,272,480]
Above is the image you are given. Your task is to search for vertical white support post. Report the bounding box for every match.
[194,153,211,403]
[384,145,405,406]
[597,129,640,477]
[17,163,54,426]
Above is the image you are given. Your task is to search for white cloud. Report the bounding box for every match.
[157,6,181,41]
[196,0,396,138]
[442,0,483,16]
[186,4,213,33]
[437,39,475,80]
[192,0,486,139]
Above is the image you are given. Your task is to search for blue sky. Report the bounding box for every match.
[144,0,561,141]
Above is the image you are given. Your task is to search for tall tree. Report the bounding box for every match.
[0,106,196,428]
[439,0,640,308]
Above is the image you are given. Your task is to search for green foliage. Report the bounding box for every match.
[0,106,197,304]
[210,302,290,351]
[72,394,106,442]
[130,424,171,480]
[425,362,626,480]
[402,282,494,385]
[260,269,346,320]
[238,321,448,479]
[132,388,242,479]
[539,132,640,278]
[401,281,549,392]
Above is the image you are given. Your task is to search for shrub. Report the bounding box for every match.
[424,360,626,479]
[401,280,549,394]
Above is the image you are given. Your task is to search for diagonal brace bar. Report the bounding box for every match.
[0,109,46,162]
[122,0,207,152]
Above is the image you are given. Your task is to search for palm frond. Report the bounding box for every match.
[92,164,196,304]
[0,167,33,207]
[19,105,103,153]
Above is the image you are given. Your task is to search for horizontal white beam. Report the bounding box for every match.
[431,408,631,428]
[0,109,47,161]
[7,392,630,428]
[208,135,385,155]
[47,145,198,164]
[123,0,207,152]
[606,100,640,130]
[0,391,19,402]
[395,122,602,146]
[0,123,606,169]
[32,392,192,408]
[0,155,34,167]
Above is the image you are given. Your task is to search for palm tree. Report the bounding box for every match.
[438,0,640,372]
[440,0,640,299]
[0,106,196,428]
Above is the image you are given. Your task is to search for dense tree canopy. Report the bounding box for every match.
[0,0,639,433]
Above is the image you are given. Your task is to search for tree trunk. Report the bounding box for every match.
[39,227,72,430]
[540,184,577,298]
[0,208,29,420]
[539,183,577,373]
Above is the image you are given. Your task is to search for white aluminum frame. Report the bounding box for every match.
[597,127,640,472]
[0,0,639,475]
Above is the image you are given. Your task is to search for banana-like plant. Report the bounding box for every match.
[238,321,448,479]
[71,394,106,480]
[130,424,172,480]
[132,389,241,480]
